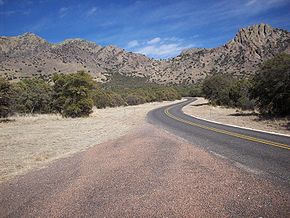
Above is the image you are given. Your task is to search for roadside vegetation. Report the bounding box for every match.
[0,71,182,118]
[201,53,290,117]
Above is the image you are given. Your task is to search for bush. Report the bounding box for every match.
[12,78,52,114]
[202,74,255,110]
[92,88,125,108]
[202,74,233,106]
[0,77,13,118]
[52,71,95,117]
[250,53,290,115]
[125,94,145,105]
[176,84,203,97]
[229,79,255,110]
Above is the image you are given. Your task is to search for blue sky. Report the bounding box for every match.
[1,0,290,59]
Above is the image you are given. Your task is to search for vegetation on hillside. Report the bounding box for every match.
[1,53,289,118]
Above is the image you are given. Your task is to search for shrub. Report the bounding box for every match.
[229,79,255,110]
[125,94,145,105]
[0,77,13,118]
[202,74,233,106]
[202,74,255,110]
[52,71,95,117]
[12,78,52,114]
[250,53,290,115]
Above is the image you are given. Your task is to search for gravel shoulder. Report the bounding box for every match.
[0,100,182,182]
[0,124,289,217]
[183,98,290,136]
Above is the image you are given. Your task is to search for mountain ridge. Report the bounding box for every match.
[1,23,289,84]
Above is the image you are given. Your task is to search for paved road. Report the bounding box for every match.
[1,100,290,217]
[1,124,289,217]
[148,98,290,182]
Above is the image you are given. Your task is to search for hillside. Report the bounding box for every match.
[0,24,289,84]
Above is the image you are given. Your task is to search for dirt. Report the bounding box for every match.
[0,124,289,217]
[0,100,183,182]
[183,98,290,136]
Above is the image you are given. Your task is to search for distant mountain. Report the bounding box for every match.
[0,24,289,84]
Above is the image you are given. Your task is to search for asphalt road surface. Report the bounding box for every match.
[148,97,290,183]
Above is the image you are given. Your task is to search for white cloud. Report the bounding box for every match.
[246,0,257,6]
[87,7,98,16]
[127,40,139,48]
[136,43,192,59]
[147,37,161,44]
[59,7,68,18]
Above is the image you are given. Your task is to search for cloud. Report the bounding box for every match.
[127,40,139,48]
[136,42,192,59]
[0,0,4,6]
[87,7,98,16]
[147,37,161,44]
[0,10,16,16]
[59,7,68,18]
[246,0,257,6]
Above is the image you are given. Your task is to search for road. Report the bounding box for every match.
[0,98,290,217]
[148,97,290,182]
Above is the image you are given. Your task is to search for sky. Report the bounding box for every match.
[1,0,290,59]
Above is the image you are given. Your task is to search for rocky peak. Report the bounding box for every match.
[19,32,48,44]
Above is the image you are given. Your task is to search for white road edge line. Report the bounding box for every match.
[233,162,264,175]
[209,151,228,160]
[182,107,290,138]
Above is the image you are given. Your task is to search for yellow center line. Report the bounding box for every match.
[164,105,290,151]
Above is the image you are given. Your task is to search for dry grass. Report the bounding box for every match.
[183,98,290,136]
[0,100,183,182]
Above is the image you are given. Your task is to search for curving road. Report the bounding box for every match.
[148,98,290,182]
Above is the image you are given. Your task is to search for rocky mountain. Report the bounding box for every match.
[0,24,289,84]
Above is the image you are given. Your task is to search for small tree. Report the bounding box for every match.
[229,79,255,110]
[52,71,95,117]
[202,74,233,106]
[250,53,290,115]
[0,77,13,118]
[12,78,52,114]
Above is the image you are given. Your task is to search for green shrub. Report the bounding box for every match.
[125,94,145,105]
[52,71,95,117]
[202,74,233,106]
[229,79,255,110]
[12,78,52,114]
[0,77,13,118]
[202,74,255,110]
[250,53,290,115]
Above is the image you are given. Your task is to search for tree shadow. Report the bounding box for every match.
[0,118,15,123]
[190,103,209,107]
[228,111,258,117]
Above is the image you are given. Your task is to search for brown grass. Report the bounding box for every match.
[0,100,183,182]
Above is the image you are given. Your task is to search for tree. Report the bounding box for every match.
[0,77,13,118]
[202,74,233,106]
[229,79,255,110]
[52,71,95,117]
[12,78,52,114]
[250,53,290,115]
